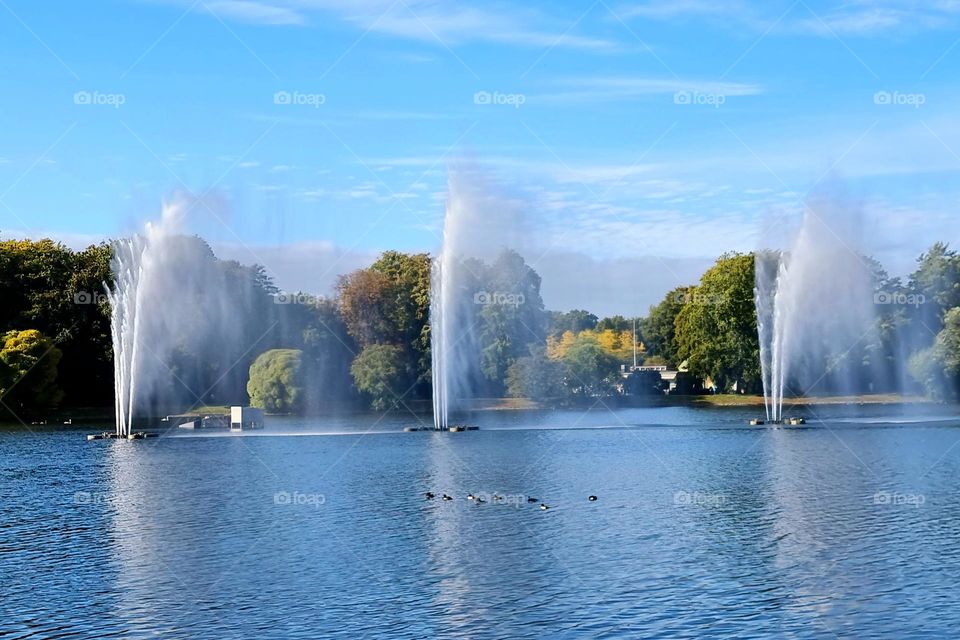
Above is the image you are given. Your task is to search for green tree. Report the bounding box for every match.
[247,349,306,414]
[675,253,761,392]
[910,307,960,401]
[910,243,960,324]
[476,249,548,393]
[337,252,432,399]
[0,329,64,412]
[549,309,598,337]
[505,346,568,401]
[563,335,620,396]
[350,344,405,411]
[596,315,632,333]
[642,286,693,365]
[297,297,357,404]
[0,239,113,405]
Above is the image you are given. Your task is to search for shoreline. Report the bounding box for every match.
[2,394,945,429]
[465,394,940,412]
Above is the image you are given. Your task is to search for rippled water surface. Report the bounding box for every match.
[4,406,960,638]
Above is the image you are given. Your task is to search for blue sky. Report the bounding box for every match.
[2,0,960,313]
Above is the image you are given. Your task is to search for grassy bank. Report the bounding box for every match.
[465,393,937,412]
[691,393,933,407]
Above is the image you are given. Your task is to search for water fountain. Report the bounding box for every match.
[754,201,878,424]
[430,167,531,431]
[101,201,186,438]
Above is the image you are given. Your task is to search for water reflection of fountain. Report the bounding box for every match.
[762,429,870,624]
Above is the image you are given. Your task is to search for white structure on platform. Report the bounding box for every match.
[230,406,264,431]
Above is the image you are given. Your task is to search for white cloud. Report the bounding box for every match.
[156,0,618,50]
[619,0,960,36]
[204,0,304,25]
[535,76,763,105]
[620,0,748,20]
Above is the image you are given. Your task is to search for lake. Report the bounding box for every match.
[3,404,960,638]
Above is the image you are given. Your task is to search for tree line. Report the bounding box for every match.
[1,236,957,419]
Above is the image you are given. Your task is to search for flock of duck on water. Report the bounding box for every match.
[424,492,599,511]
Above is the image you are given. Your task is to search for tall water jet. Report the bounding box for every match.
[755,199,879,422]
[108,201,184,436]
[431,167,539,430]
[107,195,277,435]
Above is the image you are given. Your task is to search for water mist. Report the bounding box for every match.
[755,200,879,421]
[431,167,532,430]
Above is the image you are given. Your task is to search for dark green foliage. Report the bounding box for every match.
[642,287,692,366]
[505,347,567,401]
[350,344,406,411]
[0,329,63,414]
[562,335,620,396]
[247,349,306,413]
[549,309,598,337]
[675,254,761,393]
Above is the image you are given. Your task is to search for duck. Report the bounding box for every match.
[527,497,538,503]
[63,419,73,425]
[492,493,503,503]
[588,495,598,502]
[540,503,550,511]
[442,494,453,501]
[476,497,487,504]
[467,494,475,501]
[425,492,435,500]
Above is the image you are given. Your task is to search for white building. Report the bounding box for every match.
[230,406,265,431]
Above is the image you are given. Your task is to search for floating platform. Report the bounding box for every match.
[173,414,230,430]
[87,432,157,441]
[749,418,806,426]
